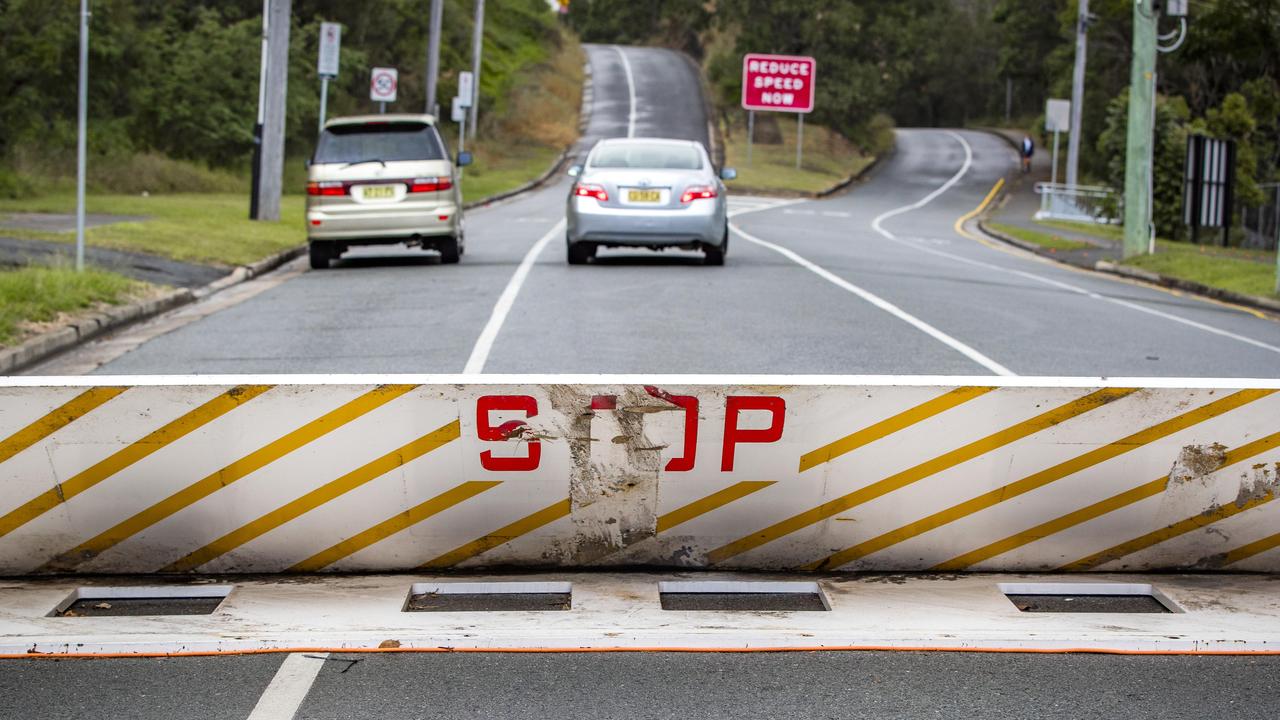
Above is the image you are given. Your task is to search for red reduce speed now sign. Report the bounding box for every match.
[742,53,815,113]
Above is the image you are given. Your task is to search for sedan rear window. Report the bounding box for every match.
[590,143,702,170]
[313,123,446,164]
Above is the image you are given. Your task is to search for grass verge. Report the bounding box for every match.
[721,115,873,195]
[0,194,304,267]
[1126,244,1279,299]
[0,265,141,346]
[986,222,1093,252]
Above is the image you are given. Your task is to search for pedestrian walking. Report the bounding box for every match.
[1020,135,1034,174]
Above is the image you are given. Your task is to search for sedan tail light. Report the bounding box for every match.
[306,181,346,196]
[575,183,609,202]
[408,177,453,193]
[680,186,717,203]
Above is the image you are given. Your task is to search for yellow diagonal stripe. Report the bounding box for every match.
[420,498,571,569]
[1059,491,1277,572]
[705,387,1137,565]
[0,387,127,466]
[288,480,500,572]
[163,419,461,573]
[1221,532,1280,567]
[656,481,775,533]
[40,384,418,572]
[809,389,1273,571]
[0,385,272,540]
[799,387,994,472]
[655,479,773,530]
[935,427,1280,571]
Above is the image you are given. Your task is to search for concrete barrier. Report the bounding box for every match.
[0,375,1277,574]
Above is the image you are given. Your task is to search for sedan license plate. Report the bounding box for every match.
[361,185,396,200]
[627,189,661,203]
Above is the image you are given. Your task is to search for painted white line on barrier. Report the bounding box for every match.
[246,652,329,720]
[910,228,1280,357]
[731,224,1016,376]
[463,219,566,374]
[871,129,974,240]
[613,46,638,138]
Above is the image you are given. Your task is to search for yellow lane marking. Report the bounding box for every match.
[656,481,775,533]
[0,385,272,540]
[163,419,461,573]
[952,178,1004,238]
[956,182,1272,322]
[706,387,1137,565]
[1059,490,1278,572]
[288,480,500,572]
[0,387,127,466]
[40,385,418,572]
[798,387,994,473]
[935,428,1280,571]
[807,389,1275,571]
[1221,531,1280,567]
[420,498,572,569]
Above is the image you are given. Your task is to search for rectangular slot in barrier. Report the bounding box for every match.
[50,585,233,617]
[659,581,829,612]
[403,581,572,612]
[999,582,1179,614]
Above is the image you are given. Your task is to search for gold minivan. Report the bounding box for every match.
[305,114,471,269]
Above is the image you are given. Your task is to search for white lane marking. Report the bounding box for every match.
[463,219,566,374]
[878,131,1280,356]
[904,230,1280,357]
[613,46,637,137]
[730,223,1016,376]
[246,652,329,720]
[871,129,974,241]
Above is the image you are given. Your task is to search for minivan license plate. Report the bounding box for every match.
[627,189,661,203]
[362,185,396,200]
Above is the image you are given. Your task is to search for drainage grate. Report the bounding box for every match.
[659,581,829,612]
[50,585,233,617]
[999,582,1178,614]
[403,582,572,612]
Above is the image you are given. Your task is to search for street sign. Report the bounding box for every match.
[370,67,398,104]
[451,96,466,123]
[1045,99,1071,132]
[457,71,474,107]
[1184,134,1236,243]
[317,22,341,77]
[741,54,816,113]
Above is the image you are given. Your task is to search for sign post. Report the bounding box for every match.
[370,67,398,113]
[741,54,816,172]
[454,73,474,180]
[316,22,340,132]
[74,0,89,271]
[1045,98,1071,185]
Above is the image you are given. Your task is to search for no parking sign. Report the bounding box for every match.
[370,67,398,104]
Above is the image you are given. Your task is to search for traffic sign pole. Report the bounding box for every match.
[318,76,329,132]
[316,22,341,134]
[746,110,754,167]
[75,0,89,272]
[796,114,804,171]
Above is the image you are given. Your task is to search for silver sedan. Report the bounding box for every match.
[565,138,737,265]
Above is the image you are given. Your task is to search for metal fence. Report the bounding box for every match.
[1240,183,1280,251]
[1034,183,1120,224]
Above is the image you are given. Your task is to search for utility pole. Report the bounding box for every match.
[1066,0,1089,188]
[74,0,89,272]
[1122,0,1158,258]
[249,0,269,220]
[469,0,485,139]
[254,0,291,222]
[425,0,443,116]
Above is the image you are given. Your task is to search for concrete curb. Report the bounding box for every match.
[0,243,307,375]
[978,220,1280,318]
[462,148,571,212]
[731,152,887,200]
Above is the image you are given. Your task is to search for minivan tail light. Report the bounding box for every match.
[680,186,717,203]
[575,183,609,202]
[306,181,346,196]
[408,177,453,193]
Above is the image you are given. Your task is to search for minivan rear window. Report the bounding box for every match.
[313,123,446,164]
[590,143,703,170]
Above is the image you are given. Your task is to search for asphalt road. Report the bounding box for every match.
[10,42,1280,720]
[4,651,1278,720]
